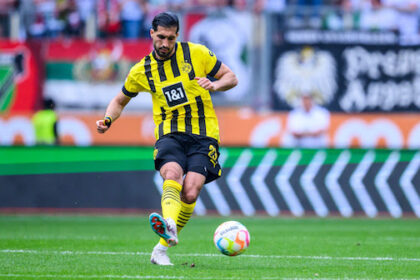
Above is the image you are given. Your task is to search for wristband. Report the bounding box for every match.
[104,116,112,128]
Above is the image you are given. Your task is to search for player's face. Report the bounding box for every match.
[150,26,178,60]
[302,95,313,112]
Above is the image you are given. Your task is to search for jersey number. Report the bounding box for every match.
[162,82,188,107]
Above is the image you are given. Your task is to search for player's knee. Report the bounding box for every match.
[161,164,183,182]
[164,169,183,182]
[181,189,199,204]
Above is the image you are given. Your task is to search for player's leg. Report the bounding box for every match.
[150,162,184,265]
[160,161,183,224]
[157,171,205,248]
[150,135,186,265]
[151,162,183,244]
[177,171,206,232]
[176,138,222,233]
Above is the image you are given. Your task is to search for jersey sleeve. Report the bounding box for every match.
[122,63,147,97]
[196,44,222,77]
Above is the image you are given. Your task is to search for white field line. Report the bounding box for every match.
[1,249,419,262]
[0,275,357,280]
[0,276,182,280]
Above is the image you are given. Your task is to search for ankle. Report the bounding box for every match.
[155,243,168,251]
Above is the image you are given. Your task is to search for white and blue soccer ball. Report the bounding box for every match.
[213,221,250,256]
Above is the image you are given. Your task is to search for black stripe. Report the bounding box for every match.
[162,194,180,201]
[180,211,192,216]
[157,60,167,82]
[163,188,180,195]
[208,60,221,77]
[159,107,166,138]
[181,42,195,80]
[179,213,192,218]
[195,96,206,136]
[163,188,180,194]
[164,191,180,197]
[162,193,180,199]
[171,109,179,133]
[179,215,192,219]
[164,190,179,196]
[170,53,180,78]
[162,195,180,203]
[165,188,179,193]
[144,56,156,92]
[122,86,138,98]
[177,217,189,223]
[177,224,185,228]
[184,105,192,133]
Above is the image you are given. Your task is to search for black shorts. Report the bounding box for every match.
[154,133,222,184]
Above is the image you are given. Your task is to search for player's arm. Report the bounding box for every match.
[195,63,238,92]
[96,91,131,134]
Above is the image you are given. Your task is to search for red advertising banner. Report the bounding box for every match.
[44,39,153,111]
[45,39,152,61]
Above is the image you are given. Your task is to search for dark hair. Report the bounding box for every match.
[152,12,179,33]
[43,98,55,110]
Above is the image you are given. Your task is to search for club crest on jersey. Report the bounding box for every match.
[180,61,192,74]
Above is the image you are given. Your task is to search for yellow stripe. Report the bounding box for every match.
[180,200,196,211]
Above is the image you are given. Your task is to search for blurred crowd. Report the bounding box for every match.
[0,0,419,41]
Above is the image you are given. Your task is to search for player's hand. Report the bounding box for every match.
[96,119,109,134]
[195,77,216,91]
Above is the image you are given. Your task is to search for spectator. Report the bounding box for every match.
[32,98,59,145]
[254,0,286,13]
[384,0,420,45]
[290,0,324,28]
[30,0,64,38]
[120,0,148,39]
[74,0,95,36]
[166,0,187,11]
[18,0,37,39]
[283,93,330,148]
[97,0,121,38]
[340,0,366,29]
[0,0,16,38]
[57,0,82,36]
[359,0,396,32]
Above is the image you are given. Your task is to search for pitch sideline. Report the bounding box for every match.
[0,274,392,280]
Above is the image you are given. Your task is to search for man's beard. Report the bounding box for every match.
[155,46,171,59]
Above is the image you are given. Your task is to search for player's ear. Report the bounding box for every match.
[150,29,154,37]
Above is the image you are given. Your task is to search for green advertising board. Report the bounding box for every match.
[0,146,419,218]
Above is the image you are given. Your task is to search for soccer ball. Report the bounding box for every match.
[213,221,250,256]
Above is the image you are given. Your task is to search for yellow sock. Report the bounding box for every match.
[159,238,169,247]
[159,200,196,247]
[177,200,196,232]
[161,179,182,222]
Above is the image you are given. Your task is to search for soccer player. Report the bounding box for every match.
[96,12,238,265]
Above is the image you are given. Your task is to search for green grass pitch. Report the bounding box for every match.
[0,215,419,279]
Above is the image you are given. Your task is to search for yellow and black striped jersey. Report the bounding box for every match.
[122,41,222,142]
